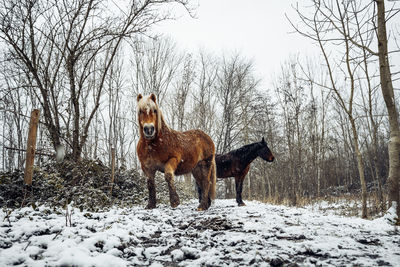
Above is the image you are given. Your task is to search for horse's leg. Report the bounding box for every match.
[235,166,250,206]
[192,169,203,203]
[196,182,202,203]
[235,175,246,206]
[194,160,212,211]
[144,169,157,209]
[164,158,180,208]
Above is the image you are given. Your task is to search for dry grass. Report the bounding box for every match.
[259,193,389,219]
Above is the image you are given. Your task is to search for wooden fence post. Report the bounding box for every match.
[24,109,40,186]
[109,147,116,195]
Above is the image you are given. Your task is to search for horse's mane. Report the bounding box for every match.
[217,141,262,158]
[137,95,169,134]
[157,108,170,132]
[230,142,261,156]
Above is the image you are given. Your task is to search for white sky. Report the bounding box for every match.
[155,0,315,90]
[154,0,400,91]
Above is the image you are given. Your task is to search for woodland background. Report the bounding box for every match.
[0,0,399,218]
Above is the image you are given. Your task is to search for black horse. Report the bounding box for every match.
[212,137,274,206]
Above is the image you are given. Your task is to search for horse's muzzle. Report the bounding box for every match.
[143,124,155,139]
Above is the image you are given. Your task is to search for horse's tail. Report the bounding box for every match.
[210,156,217,200]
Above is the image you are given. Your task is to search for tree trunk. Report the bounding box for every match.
[376,0,400,221]
[24,109,40,186]
[350,118,367,218]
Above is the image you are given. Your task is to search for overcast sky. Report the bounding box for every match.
[155,0,316,90]
[155,0,400,91]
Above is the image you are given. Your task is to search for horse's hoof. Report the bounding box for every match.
[170,196,180,208]
[238,203,246,207]
[145,204,156,209]
[196,205,208,211]
[171,202,180,208]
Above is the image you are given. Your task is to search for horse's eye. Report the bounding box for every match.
[153,109,157,114]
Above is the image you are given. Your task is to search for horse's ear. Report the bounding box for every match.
[150,93,157,103]
[262,137,265,143]
[137,94,143,102]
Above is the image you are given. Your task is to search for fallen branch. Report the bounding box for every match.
[3,146,53,157]
[52,230,62,240]
[24,241,31,251]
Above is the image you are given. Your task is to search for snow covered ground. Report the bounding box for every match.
[1,199,399,266]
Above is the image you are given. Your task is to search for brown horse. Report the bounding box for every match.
[136,93,217,211]
[213,138,274,206]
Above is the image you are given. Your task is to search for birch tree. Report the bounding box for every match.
[376,0,400,221]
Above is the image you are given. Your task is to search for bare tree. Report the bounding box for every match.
[0,0,192,161]
[290,0,399,219]
[0,67,30,170]
[375,0,400,221]
[190,50,218,136]
[249,92,278,201]
[290,0,371,217]
[358,39,386,214]
[131,37,182,110]
[215,53,259,154]
[170,53,195,131]
[275,57,307,205]
[299,57,331,198]
[214,52,259,198]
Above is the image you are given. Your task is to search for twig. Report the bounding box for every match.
[65,202,69,227]
[2,208,12,226]
[20,185,31,208]
[24,241,31,251]
[109,147,116,196]
[0,109,46,124]
[3,146,54,157]
[52,230,62,240]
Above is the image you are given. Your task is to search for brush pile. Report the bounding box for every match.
[0,159,193,211]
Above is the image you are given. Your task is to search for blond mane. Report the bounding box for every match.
[137,94,168,134]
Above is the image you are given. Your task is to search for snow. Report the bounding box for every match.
[1,199,399,266]
[383,202,399,225]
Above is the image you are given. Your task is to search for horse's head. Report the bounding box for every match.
[257,137,274,162]
[137,93,161,140]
